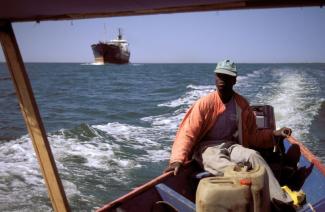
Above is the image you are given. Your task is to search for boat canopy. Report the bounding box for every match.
[1,0,324,22]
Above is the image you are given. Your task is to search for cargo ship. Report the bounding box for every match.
[91,29,130,64]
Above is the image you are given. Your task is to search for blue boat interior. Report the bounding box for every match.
[282,141,325,211]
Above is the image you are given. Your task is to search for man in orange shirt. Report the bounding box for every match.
[165,60,294,209]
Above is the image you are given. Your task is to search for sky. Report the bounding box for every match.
[0,7,324,63]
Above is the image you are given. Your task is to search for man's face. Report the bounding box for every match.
[215,73,236,92]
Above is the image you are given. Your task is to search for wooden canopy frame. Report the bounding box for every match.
[0,22,70,212]
[0,0,324,22]
[0,0,323,211]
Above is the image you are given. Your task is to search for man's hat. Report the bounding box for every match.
[214,59,237,77]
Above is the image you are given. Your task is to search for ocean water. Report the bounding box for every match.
[0,63,324,211]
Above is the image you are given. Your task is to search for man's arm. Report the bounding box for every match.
[167,95,213,174]
[169,98,208,164]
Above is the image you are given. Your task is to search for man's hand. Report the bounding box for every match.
[164,162,182,176]
[273,127,292,138]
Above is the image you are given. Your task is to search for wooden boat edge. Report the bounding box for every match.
[288,136,325,176]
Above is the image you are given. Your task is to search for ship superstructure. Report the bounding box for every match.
[91,29,130,64]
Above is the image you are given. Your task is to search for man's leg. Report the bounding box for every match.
[195,143,236,175]
[229,144,292,203]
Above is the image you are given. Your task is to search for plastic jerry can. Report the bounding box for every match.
[196,177,251,212]
[196,165,270,212]
[224,165,270,212]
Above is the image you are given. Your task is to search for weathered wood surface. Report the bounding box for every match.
[0,22,70,212]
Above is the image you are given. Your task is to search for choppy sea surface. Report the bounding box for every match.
[0,63,324,211]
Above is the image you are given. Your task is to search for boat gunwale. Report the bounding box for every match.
[288,136,325,176]
[96,160,196,211]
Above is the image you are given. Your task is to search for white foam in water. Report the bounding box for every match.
[142,110,183,129]
[80,62,105,65]
[158,84,214,108]
[93,122,171,162]
[235,68,267,91]
[85,85,216,177]
[1,118,176,209]
[0,135,78,211]
[143,84,216,139]
[50,129,144,188]
[236,67,323,143]
[131,63,143,66]
[49,134,115,169]
[139,84,217,158]
[0,129,123,210]
[265,69,323,141]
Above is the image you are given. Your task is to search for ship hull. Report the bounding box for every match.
[91,43,130,64]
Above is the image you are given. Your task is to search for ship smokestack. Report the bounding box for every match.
[118,28,122,40]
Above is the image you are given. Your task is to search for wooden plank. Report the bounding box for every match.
[0,22,70,212]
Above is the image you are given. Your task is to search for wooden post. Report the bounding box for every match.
[0,22,70,212]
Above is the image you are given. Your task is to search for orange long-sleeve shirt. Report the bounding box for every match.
[170,91,274,164]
